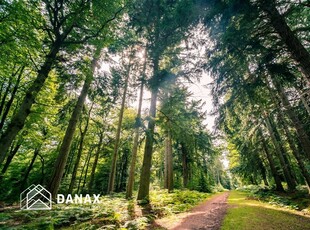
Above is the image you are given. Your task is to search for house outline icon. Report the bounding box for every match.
[20,184,52,210]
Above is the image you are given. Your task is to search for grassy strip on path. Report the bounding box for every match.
[221,190,310,230]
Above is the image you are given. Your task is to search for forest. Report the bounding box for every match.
[0,0,309,229]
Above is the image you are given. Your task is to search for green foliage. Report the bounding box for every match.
[245,186,310,212]
[149,189,212,216]
[0,189,212,229]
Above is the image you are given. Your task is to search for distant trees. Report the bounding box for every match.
[205,0,310,192]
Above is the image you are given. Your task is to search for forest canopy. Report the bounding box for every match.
[0,0,309,213]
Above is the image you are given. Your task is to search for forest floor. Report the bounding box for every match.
[149,189,310,230]
[0,189,309,229]
[149,192,229,230]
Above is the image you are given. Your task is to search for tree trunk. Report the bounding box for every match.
[48,59,95,198]
[116,149,129,192]
[0,72,14,117]
[259,0,310,83]
[68,104,92,194]
[0,142,21,176]
[299,91,310,116]
[0,41,62,165]
[273,79,310,160]
[278,111,310,193]
[126,80,145,198]
[258,156,269,187]
[38,153,45,185]
[81,148,92,192]
[67,123,88,195]
[0,66,24,130]
[63,139,78,179]
[77,146,93,193]
[164,140,168,189]
[20,147,40,190]
[181,143,189,188]
[137,86,158,201]
[107,58,132,194]
[264,115,297,191]
[260,130,284,191]
[88,132,103,192]
[165,129,173,192]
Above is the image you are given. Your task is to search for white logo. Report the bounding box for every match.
[20,184,52,210]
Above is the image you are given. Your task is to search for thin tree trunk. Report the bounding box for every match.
[116,149,129,192]
[278,111,310,193]
[68,128,86,194]
[164,139,168,189]
[258,156,269,187]
[264,115,297,191]
[299,91,310,116]
[107,57,132,193]
[273,79,310,160]
[165,129,173,192]
[80,147,92,192]
[77,146,93,193]
[63,139,78,179]
[38,153,45,185]
[0,72,14,117]
[259,0,310,83]
[126,80,145,198]
[260,130,284,191]
[67,104,92,195]
[0,143,21,175]
[20,147,40,190]
[0,41,62,165]
[0,66,24,130]
[181,143,189,188]
[48,59,96,198]
[88,132,103,192]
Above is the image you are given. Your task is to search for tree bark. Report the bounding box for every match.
[20,147,40,190]
[258,156,269,187]
[78,146,93,193]
[0,71,14,117]
[259,0,310,83]
[88,132,103,192]
[0,142,21,175]
[260,129,284,191]
[107,57,132,193]
[277,111,310,193]
[81,148,92,191]
[299,91,310,116]
[137,86,158,201]
[264,115,297,191]
[273,79,310,160]
[181,143,189,188]
[48,60,95,198]
[126,80,145,198]
[165,129,173,192]
[67,115,90,195]
[0,66,24,130]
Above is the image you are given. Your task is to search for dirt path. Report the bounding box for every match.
[151,192,230,230]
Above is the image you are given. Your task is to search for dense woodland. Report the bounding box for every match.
[0,0,309,208]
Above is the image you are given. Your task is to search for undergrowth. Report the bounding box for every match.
[0,189,211,230]
[237,185,310,213]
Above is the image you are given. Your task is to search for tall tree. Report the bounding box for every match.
[134,0,200,202]
[0,0,124,166]
[108,51,133,193]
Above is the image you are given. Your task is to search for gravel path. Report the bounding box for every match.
[152,192,230,230]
